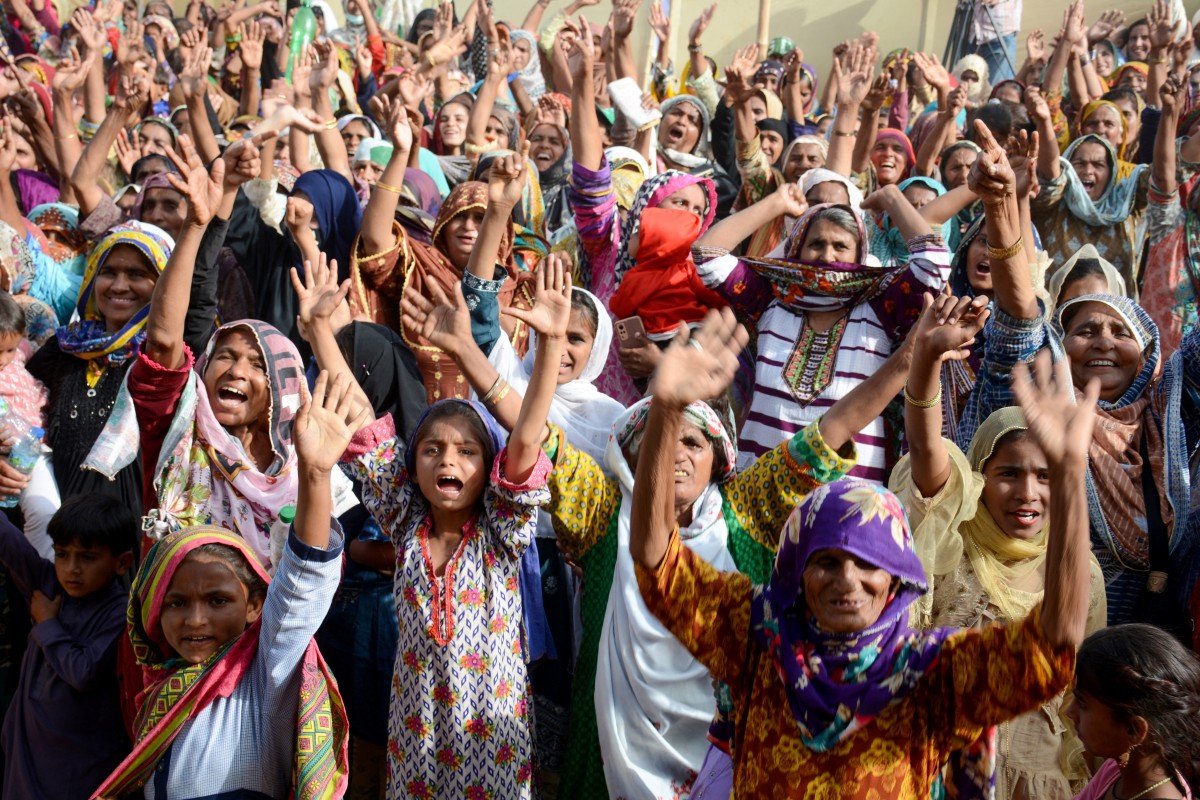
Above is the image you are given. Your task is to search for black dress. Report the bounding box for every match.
[25,341,142,511]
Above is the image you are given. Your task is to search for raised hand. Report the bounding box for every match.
[220,133,266,189]
[290,252,353,336]
[309,40,341,92]
[648,0,670,44]
[396,70,429,110]
[1024,84,1050,124]
[911,51,949,93]
[649,307,748,409]
[1161,72,1185,113]
[400,280,472,356]
[1147,0,1177,51]
[179,44,213,102]
[1008,128,1040,199]
[912,291,990,363]
[71,7,107,55]
[292,41,315,100]
[501,253,573,338]
[688,3,716,46]
[1011,350,1099,467]
[293,371,371,473]
[772,182,808,218]
[240,20,266,72]
[117,19,146,67]
[724,44,760,104]
[285,194,316,237]
[114,70,151,123]
[179,24,207,60]
[374,93,414,152]
[838,41,878,106]
[114,128,144,177]
[0,118,18,177]
[1061,0,1086,47]
[355,35,373,79]
[611,0,642,40]
[488,141,530,208]
[967,119,1017,205]
[1026,29,1046,62]
[425,24,469,68]
[861,74,891,112]
[560,17,596,84]
[164,134,225,227]
[51,45,93,96]
[1086,8,1124,43]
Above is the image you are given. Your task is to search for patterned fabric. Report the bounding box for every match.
[635,531,1076,798]
[614,170,717,290]
[1143,174,1200,355]
[92,526,348,800]
[346,411,552,800]
[56,222,173,388]
[85,323,309,569]
[970,0,1021,41]
[0,347,47,431]
[548,418,854,799]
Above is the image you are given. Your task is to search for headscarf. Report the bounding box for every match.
[526,123,573,234]
[56,222,173,387]
[1093,39,1125,79]
[797,62,819,115]
[605,146,649,212]
[142,14,179,48]
[782,135,828,176]
[657,95,712,170]
[1077,99,1129,157]
[750,478,956,750]
[1110,62,1149,91]
[292,170,362,280]
[596,397,737,799]
[871,176,952,266]
[1053,295,1187,577]
[90,526,348,800]
[353,137,395,167]
[613,170,716,288]
[799,167,863,211]
[431,95,473,156]
[335,321,426,439]
[952,54,992,107]
[13,170,59,215]
[509,29,546,100]
[989,79,1026,103]
[400,168,443,217]
[873,129,916,183]
[1046,243,1127,312]
[134,118,180,151]
[753,87,785,121]
[86,320,316,569]
[754,60,785,88]
[1059,134,1148,226]
[130,172,183,224]
[336,113,382,141]
[25,203,87,323]
[487,288,622,461]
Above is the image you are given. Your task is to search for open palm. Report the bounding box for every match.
[503,255,572,338]
[1011,351,1099,467]
[401,281,471,355]
[294,372,370,472]
[650,308,748,408]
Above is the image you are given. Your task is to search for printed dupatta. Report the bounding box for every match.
[91,527,348,800]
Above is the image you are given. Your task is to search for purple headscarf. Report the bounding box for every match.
[750,477,956,751]
[14,170,60,216]
[131,173,182,222]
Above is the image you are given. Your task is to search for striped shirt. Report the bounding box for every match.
[697,236,951,482]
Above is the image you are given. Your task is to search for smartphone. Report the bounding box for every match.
[615,316,647,348]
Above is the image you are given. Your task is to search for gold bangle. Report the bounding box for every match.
[374,180,404,193]
[985,236,1024,261]
[903,381,942,408]
[426,51,438,68]
[481,375,507,405]
[833,128,858,137]
[55,133,78,141]
[322,118,338,130]
[1149,55,1169,65]
[488,383,511,406]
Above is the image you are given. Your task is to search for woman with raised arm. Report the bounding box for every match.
[890,291,1107,800]
[631,302,1100,798]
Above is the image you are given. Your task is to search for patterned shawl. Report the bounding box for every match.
[56,222,173,387]
[90,526,348,800]
[1060,134,1149,227]
[751,478,958,750]
[25,203,87,323]
[612,170,717,288]
[509,29,547,99]
[86,321,310,570]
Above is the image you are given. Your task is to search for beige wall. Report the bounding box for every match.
[487,0,1156,83]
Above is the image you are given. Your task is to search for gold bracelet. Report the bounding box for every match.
[481,375,507,405]
[321,118,338,130]
[55,133,78,141]
[1149,55,1169,65]
[426,51,438,68]
[488,383,511,406]
[374,180,404,193]
[903,381,942,408]
[985,236,1024,261]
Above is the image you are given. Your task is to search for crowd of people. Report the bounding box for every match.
[1,0,1200,796]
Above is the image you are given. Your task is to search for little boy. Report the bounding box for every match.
[0,493,138,799]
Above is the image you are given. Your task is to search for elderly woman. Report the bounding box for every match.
[629,306,1099,799]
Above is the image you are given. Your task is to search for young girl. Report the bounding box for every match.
[91,371,361,800]
[1069,625,1200,799]
[343,260,565,799]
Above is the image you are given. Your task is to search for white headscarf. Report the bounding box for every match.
[594,397,739,800]
[799,167,864,211]
[486,288,623,461]
[509,29,546,100]
[952,54,992,107]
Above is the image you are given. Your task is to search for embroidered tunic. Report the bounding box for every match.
[347,414,551,800]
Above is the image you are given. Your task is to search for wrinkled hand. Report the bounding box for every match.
[51,45,93,96]
[165,134,226,226]
[1024,85,1050,124]
[837,41,878,106]
[649,308,748,408]
[400,280,472,357]
[424,25,468,68]
[911,51,949,92]
[30,590,62,624]
[1008,128,1040,200]
[294,371,371,473]
[772,183,807,218]
[967,119,1017,204]
[372,94,414,152]
[396,70,429,110]
[502,253,573,338]
[617,337,660,378]
[912,291,990,362]
[1012,350,1099,467]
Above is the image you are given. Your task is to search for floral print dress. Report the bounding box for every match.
[347,414,551,800]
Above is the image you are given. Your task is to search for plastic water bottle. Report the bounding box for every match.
[285,0,317,81]
[0,412,42,509]
[269,504,297,569]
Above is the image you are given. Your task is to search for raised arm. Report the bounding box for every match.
[861,183,933,241]
[466,145,529,280]
[308,41,352,181]
[697,183,807,250]
[178,42,221,166]
[1026,86,1060,181]
[826,42,874,177]
[359,94,414,257]
[237,21,266,118]
[1013,352,1098,647]
[631,308,748,570]
[142,135,227,371]
[293,371,371,550]
[1154,74,1183,196]
[466,0,511,153]
[501,258,571,483]
[687,4,717,87]
[71,8,109,126]
[851,75,891,175]
[1040,0,1085,105]
[1145,0,1177,112]
[914,86,965,177]
[49,46,94,203]
[609,0,642,81]
[969,120,1039,320]
[520,0,553,34]
[563,15,602,170]
[904,292,991,497]
[71,71,150,218]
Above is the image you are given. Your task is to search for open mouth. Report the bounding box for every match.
[1010,509,1041,527]
[665,125,686,144]
[435,475,464,498]
[828,597,865,612]
[1085,358,1118,369]
[216,385,248,410]
[180,635,215,649]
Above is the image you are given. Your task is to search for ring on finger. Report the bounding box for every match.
[686,339,704,353]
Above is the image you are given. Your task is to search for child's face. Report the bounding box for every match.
[160,555,264,665]
[53,541,132,599]
[0,331,21,370]
[559,308,596,385]
[413,420,489,515]
[1064,689,1139,759]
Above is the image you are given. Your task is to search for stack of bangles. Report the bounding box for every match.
[481,376,510,406]
[903,381,942,408]
[374,180,404,194]
[985,236,1023,261]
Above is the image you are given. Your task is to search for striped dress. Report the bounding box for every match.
[696,236,951,480]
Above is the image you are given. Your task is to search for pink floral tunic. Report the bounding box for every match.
[347,414,550,800]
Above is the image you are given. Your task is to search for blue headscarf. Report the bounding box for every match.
[291,170,362,282]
